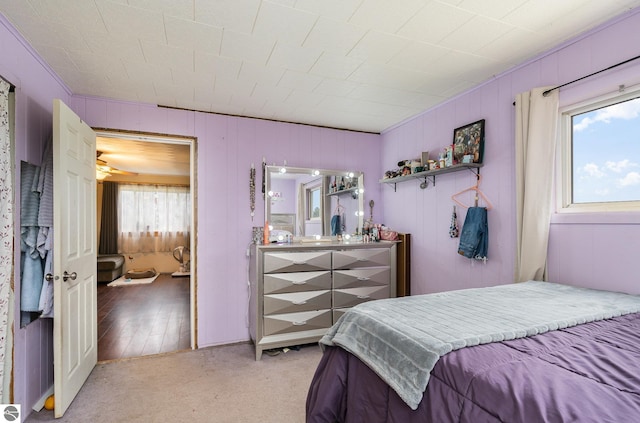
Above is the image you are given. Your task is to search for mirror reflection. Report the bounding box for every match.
[265,165,364,240]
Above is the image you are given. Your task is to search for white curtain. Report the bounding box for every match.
[514,87,559,282]
[118,184,190,253]
[297,183,305,236]
[0,78,14,402]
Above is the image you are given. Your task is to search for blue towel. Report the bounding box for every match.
[21,253,44,312]
[20,162,40,227]
[20,161,45,312]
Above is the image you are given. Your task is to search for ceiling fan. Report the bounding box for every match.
[96,151,137,180]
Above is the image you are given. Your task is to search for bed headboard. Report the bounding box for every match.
[270,213,296,234]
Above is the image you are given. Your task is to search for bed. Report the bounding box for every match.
[306,281,640,422]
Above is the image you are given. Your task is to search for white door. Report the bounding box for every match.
[52,99,97,417]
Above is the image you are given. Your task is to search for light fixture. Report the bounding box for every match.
[96,169,111,180]
[312,170,320,176]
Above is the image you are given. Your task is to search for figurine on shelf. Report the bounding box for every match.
[384,170,399,179]
[396,160,411,176]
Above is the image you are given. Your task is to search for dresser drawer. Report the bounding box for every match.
[333,248,390,269]
[263,310,332,336]
[264,251,331,273]
[264,290,331,315]
[333,286,389,309]
[333,268,390,289]
[333,308,349,323]
[264,271,332,294]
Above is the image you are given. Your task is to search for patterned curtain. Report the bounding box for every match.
[0,77,14,402]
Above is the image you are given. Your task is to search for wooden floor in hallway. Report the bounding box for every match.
[97,273,190,362]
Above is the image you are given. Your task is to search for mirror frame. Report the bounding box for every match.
[264,165,364,239]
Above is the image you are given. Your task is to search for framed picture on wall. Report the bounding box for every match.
[453,119,485,164]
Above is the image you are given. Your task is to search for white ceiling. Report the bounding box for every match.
[96,135,190,176]
[2,1,640,134]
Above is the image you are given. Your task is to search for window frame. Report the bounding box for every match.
[557,87,640,214]
[306,184,322,221]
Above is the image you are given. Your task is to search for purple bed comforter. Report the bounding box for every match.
[306,313,640,422]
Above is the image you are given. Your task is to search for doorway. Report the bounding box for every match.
[94,130,197,361]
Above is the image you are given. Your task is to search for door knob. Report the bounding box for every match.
[63,271,77,282]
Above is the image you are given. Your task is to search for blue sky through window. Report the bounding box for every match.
[572,96,640,203]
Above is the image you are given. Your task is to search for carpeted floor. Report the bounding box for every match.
[25,342,323,422]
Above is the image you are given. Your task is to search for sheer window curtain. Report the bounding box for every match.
[514,87,559,282]
[118,184,190,254]
[0,77,13,402]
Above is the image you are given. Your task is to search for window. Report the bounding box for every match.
[559,90,640,212]
[118,184,190,253]
[307,185,321,220]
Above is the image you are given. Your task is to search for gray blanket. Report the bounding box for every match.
[319,281,640,410]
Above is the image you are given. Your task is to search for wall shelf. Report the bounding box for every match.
[379,163,483,192]
[327,187,358,197]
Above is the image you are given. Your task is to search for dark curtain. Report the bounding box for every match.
[99,181,119,255]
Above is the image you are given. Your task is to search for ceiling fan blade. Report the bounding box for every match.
[109,169,138,175]
[96,157,138,176]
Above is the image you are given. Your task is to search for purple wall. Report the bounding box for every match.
[269,178,296,215]
[381,8,640,296]
[2,12,382,415]
[3,6,640,417]
[0,14,71,417]
[67,96,383,348]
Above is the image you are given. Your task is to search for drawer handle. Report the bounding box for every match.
[292,300,307,305]
[357,258,369,262]
[291,281,307,285]
[357,277,370,281]
[292,261,307,265]
[293,321,307,326]
[357,295,370,299]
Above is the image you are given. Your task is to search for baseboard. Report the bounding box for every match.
[32,385,54,412]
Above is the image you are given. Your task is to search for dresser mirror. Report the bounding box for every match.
[264,165,364,239]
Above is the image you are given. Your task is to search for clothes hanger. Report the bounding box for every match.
[334,198,345,214]
[451,174,493,210]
